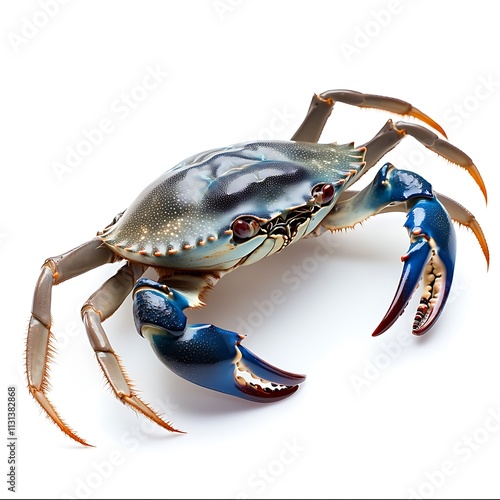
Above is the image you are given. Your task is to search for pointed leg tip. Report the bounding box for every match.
[122,394,183,434]
[409,106,448,138]
[61,429,94,447]
[468,218,490,267]
[30,388,93,447]
[469,163,488,203]
[163,424,186,435]
[161,420,186,435]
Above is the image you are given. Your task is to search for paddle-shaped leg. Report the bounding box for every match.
[133,279,306,402]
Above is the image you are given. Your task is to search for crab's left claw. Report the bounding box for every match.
[133,279,305,402]
[372,197,456,336]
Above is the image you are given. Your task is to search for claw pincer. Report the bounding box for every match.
[327,163,457,337]
[133,279,305,402]
[373,196,456,336]
[366,165,456,336]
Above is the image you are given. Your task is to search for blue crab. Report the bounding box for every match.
[27,89,489,446]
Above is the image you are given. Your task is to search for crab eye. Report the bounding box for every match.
[312,183,335,205]
[232,217,260,241]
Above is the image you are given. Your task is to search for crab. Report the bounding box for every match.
[27,89,489,446]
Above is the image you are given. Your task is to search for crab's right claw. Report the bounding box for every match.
[372,197,457,337]
[133,279,305,403]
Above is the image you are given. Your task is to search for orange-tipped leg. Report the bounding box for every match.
[291,89,448,143]
[26,239,115,446]
[26,239,182,447]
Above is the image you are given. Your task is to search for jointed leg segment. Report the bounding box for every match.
[27,238,181,446]
[291,88,489,265]
[359,120,487,200]
[291,89,487,202]
[82,263,182,436]
[291,89,447,143]
[26,238,116,446]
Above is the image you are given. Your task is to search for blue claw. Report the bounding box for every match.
[372,196,456,336]
[133,279,305,402]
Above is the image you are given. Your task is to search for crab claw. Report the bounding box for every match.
[133,279,305,402]
[372,196,456,336]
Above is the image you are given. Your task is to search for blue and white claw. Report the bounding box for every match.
[324,163,458,337]
[133,279,306,402]
[372,196,456,336]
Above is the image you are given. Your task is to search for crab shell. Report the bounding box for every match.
[99,141,365,270]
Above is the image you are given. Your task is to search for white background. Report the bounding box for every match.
[2,1,499,498]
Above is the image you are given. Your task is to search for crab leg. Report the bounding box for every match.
[291,89,447,143]
[26,238,116,446]
[322,163,458,336]
[81,264,183,436]
[291,90,487,202]
[132,278,306,403]
[359,120,487,201]
[432,192,489,266]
